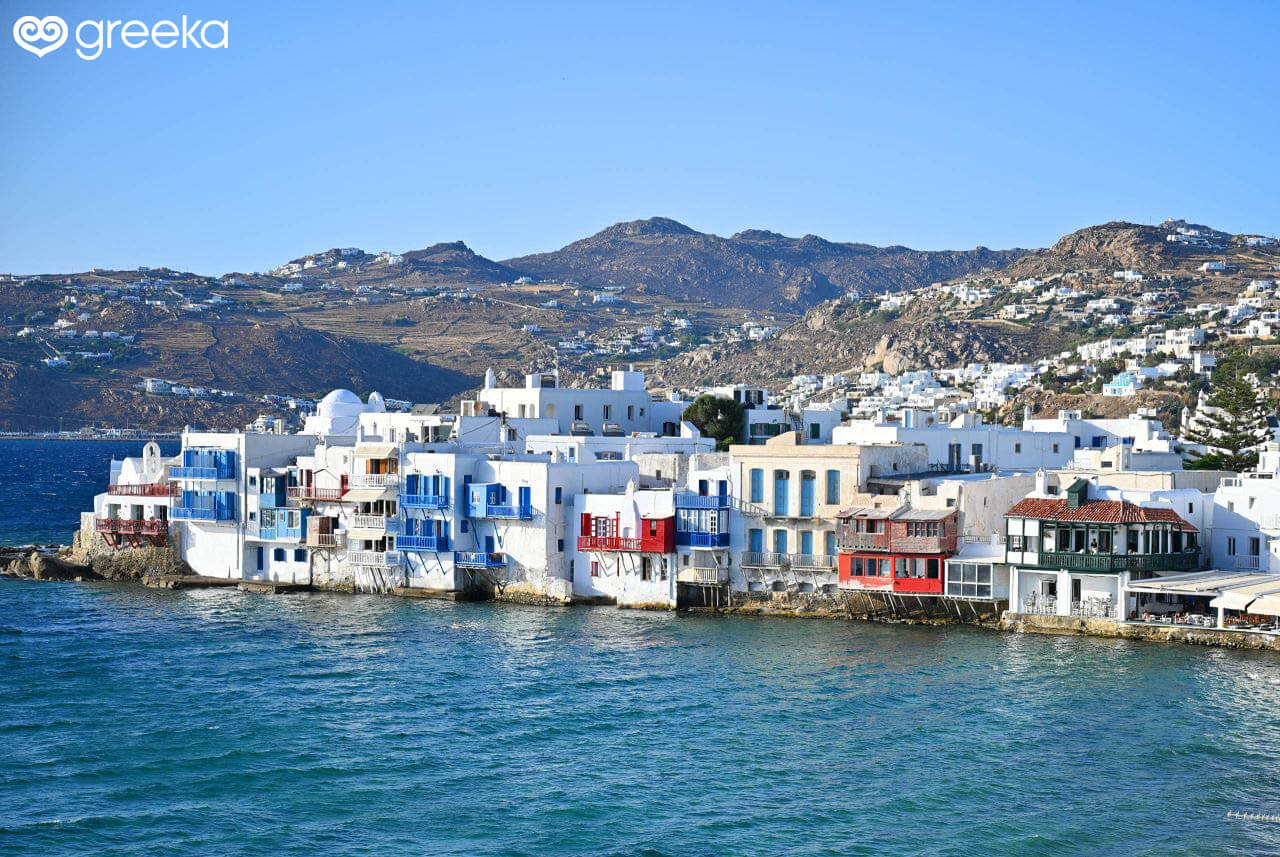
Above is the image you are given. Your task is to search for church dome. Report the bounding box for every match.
[316,389,365,419]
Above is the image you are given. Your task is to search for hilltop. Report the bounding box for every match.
[503,217,1027,309]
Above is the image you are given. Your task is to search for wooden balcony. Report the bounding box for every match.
[348,549,400,567]
[288,486,345,502]
[108,483,179,497]
[350,473,398,489]
[305,532,345,548]
[1029,551,1200,574]
[96,518,169,536]
[578,535,643,552]
[351,514,399,533]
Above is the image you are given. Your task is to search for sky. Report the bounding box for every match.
[1,0,1278,275]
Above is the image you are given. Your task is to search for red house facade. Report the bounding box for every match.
[578,511,675,554]
[836,506,958,595]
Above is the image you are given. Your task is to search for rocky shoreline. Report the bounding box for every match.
[6,538,1278,655]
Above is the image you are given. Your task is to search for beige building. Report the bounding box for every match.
[728,432,927,590]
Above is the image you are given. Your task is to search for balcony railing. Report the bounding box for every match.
[400,493,449,510]
[578,535,643,552]
[837,531,891,551]
[108,483,178,497]
[305,532,345,548]
[96,518,169,536]
[674,493,731,510]
[676,531,731,548]
[1031,551,1200,573]
[1235,556,1262,570]
[398,534,450,552]
[171,506,234,522]
[469,503,533,520]
[351,514,399,533]
[257,522,304,541]
[350,473,398,489]
[677,566,728,585]
[348,549,400,567]
[741,551,790,569]
[790,553,837,570]
[288,486,345,502]
[454,551,507,568]
[170,466,219,480]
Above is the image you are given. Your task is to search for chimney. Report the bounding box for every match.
[1034,469,1048,496]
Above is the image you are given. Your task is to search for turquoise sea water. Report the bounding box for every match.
[0,439,178,546]
[4,439,1280,855]
[3,579,1280,856]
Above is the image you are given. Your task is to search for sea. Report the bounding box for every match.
[2,440,1280,856]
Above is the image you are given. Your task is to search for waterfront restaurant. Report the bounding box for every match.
[1006,478,1201,619]
[1124,572,1280,634]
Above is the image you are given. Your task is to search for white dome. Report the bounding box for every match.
[316,389,365,419]
[366,391,387,413]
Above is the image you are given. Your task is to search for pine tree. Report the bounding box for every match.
[1183,360,1273,472]
[682,395,745,451]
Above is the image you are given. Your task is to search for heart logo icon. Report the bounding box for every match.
[13,15,68,57]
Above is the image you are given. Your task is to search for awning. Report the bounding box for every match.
[1209,580,1280,612]
[1126,571,1273,596]
[1247,594,1280,617]
[342,486,393,503]
[353,444,397,458]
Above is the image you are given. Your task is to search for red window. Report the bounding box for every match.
[590,561,599,577]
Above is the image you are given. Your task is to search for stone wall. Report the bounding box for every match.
[1001,612,1280,652]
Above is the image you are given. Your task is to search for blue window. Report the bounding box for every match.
[555,486,562,505]
[749,468,764,503]
[824,532,836,556]
[273,548,285,562]
[460,520,469,533]
[825,470,840,505]
[255,547,263,570]
[800,471,815,517]
[773,470,790,516]
[294,549,306,562]
[749,528,763,552]
[799,530,813,556]
[773,530,788,554]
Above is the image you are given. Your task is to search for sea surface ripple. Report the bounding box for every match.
[3,578,1280,856]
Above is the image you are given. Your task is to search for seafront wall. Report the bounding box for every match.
[1001,611,1280,652]
[7,530,1280,653]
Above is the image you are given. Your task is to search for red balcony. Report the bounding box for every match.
[108,483,180,497]
[96,518,169,539]
[578,535,643,552]
[838,553,944,595]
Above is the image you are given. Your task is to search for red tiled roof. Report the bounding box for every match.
[1004,497,1198,531]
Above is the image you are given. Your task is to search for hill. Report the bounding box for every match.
[503,217,1028,309]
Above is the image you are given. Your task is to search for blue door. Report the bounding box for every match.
[773,471,790,515]
[518,486,531,513]
[774,530,788,554]
[800,530,813,556]
[484,535,495,553]
[800,472,815,517]
[749,528,763,552]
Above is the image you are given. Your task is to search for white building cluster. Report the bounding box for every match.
[90,367,1280,636]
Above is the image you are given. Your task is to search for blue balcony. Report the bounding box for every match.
[171,466,219,480]
[401,493,450,510]
[172,448,236,480]
[454,551,507,568]
[399,534,450,552]
[173,490,236,522]
[466,483,532,520]
[258,508,306,541]
[675,493,731,510]
[676,531,730,548]
[470,503,533,520]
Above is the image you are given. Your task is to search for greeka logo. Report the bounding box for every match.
[12,13,228,60]
[12,15,67,57]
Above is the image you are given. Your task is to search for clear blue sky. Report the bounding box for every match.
[2,0,1277,275]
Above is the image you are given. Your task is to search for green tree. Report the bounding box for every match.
[1184,360,1273,472]
[682,395,745,451]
